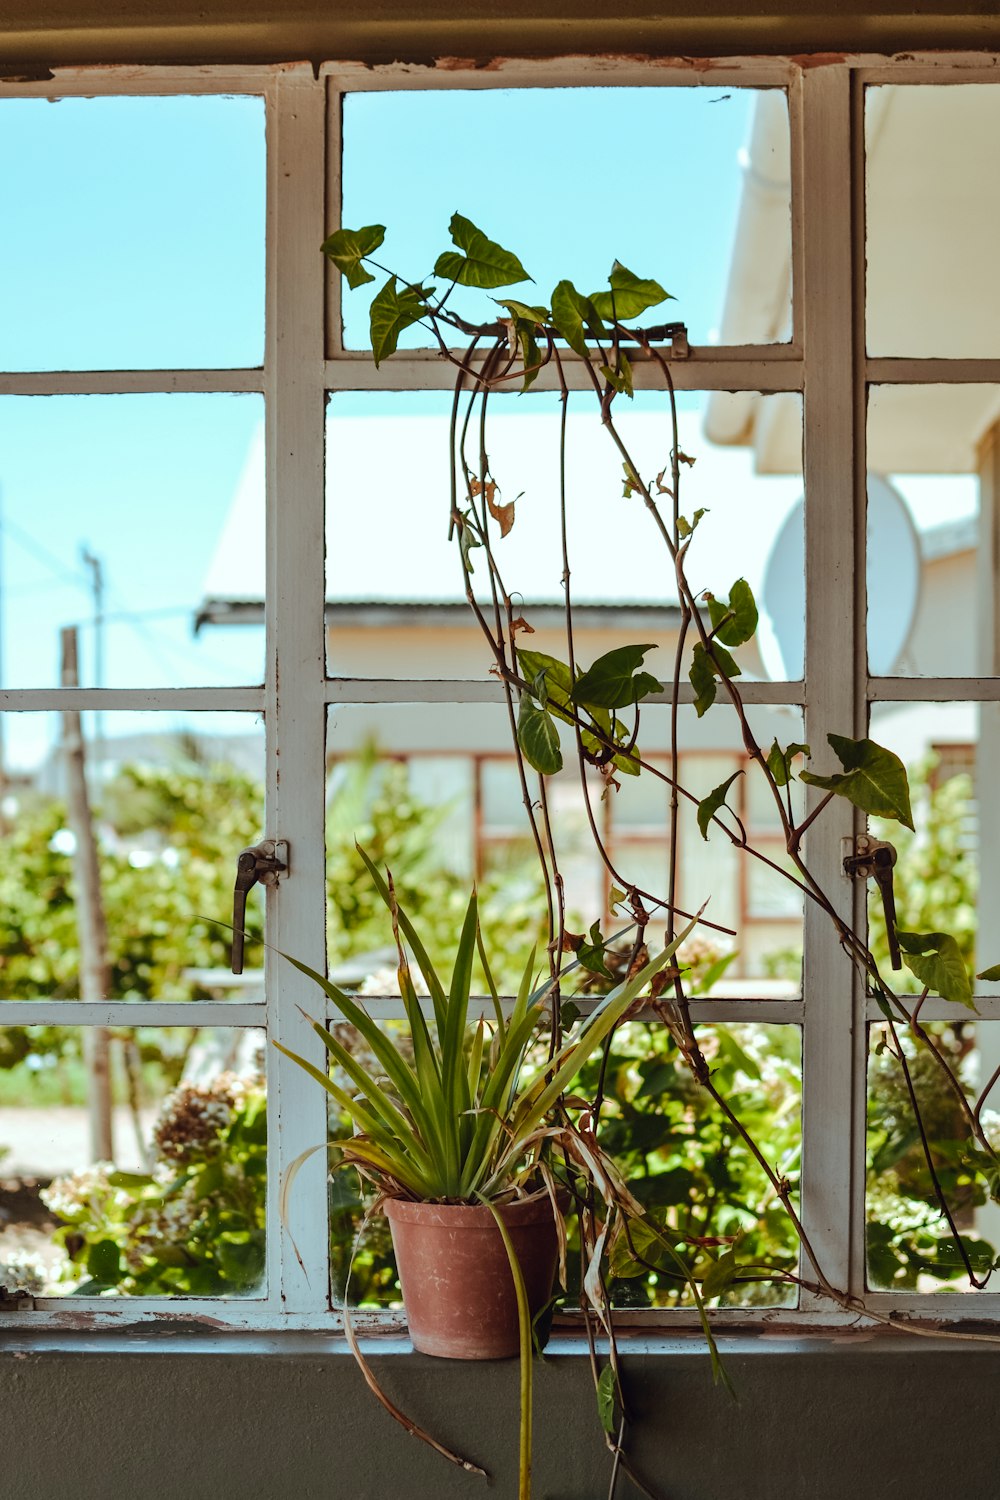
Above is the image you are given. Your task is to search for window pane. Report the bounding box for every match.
[0,711,265,1003]
[866,386,992,678]
[2,394,264,689]
[326,703,804,997]
[0,96,265,371]
[866,85,1000,358]
[325,390,803,682]
[0,1025,266,1297]
[867,1020,1000,1293]
[332,1021,801,1312]
[864,701,982,996]
[340,87,791,352]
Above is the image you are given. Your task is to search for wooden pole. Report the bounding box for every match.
[60,625,114,1163]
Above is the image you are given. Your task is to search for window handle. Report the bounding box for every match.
[843,834,900,970]
[232,839,288,974]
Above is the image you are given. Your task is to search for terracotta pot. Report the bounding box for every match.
[384,1194,561,1360]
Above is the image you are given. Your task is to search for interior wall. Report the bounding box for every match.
[4,1332,1000,1500]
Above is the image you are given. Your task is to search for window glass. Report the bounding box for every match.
[864,700,983,996]
[867,1020,1000,1293]
[866,85,1000,358]
[0,393,264,689]
[340,87,791,352]
[0,1025,266,1297]
[0,711,265,1002]
[866,386,995,679]
[0,95,265,371]
[325,391,803,682]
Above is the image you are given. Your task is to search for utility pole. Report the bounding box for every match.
[80,545,105,783]
[60,624,114,1163]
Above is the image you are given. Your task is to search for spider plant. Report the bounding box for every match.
[275,846,696,1208]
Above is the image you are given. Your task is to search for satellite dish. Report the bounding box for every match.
[758,474,921,680]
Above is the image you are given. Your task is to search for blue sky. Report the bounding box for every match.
[7,85,971,775]
[0,86,765,771]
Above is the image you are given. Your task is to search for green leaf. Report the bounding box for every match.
[767,739,811,788]
[799,734,914,829]
[572,644,662,711]
[517,694,562,776]
[702,1247,738,1301]
[977,965,1000,982]
[497,300,549,392]
[590,262,672,321]
[609,886,627,908]
[577,920,614,980]
[697,770,744,840]
[550,279,604,359]
[596,1364,618,1434]
[369,275,431,366]
[433,213,530,289]
[707,578,758,648]
[689,643,717,717]
[517,649,575,724]
[688,640,742,713]
[320,224,385,289]
[458,510,482,575]
[599,353,633,398]
[497,298,550,324]
[86,1239,122,1283]
[896,930,974,1008]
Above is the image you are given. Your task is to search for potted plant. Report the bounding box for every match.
[298,214,1000,1495]
[277,847,699,1491]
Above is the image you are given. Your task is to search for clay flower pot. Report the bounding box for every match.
[384,1194,561,1360]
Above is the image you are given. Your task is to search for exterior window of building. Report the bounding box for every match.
[2,54,1000,1329]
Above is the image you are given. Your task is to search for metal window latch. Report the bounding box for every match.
[232,839,288,975]
[842,833,901,971]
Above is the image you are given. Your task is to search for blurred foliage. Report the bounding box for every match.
[43,1074,267,1296]
[869,761,977,985]
[866,1023,998,1289]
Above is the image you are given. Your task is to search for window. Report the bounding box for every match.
[3,54,1000,1330]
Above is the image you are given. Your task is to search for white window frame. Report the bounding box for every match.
[3,51,1000,1331]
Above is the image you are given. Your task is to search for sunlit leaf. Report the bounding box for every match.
[434,213,530,289]
[369,275,431,366]
[321,224,385,289]
[799,734,914,829]
[706,578,758,648]
[572,644,662,711]
[590,262,672,321]
[550,279,604,359]
[677,507,707,538]
[697,769,744,840]
[896,930,974,1008]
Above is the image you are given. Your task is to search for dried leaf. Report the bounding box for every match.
[510,615,535,638]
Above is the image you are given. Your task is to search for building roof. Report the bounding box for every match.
[705,87,1000,473]
[197,407,806,627]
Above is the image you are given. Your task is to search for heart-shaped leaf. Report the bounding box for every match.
[897,930,974,1008]
[767,739,811,788]
[707,578,758,648]
[517,649,575,724]
[800,734,914,829]
[434,213,530,289]
[321,224,385,289]
[572,644,662,711]
[550,279,605,359]
[697,770,744,840]
[590,262,672,321]
[369,275,431,366]
[517,694,562,775]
